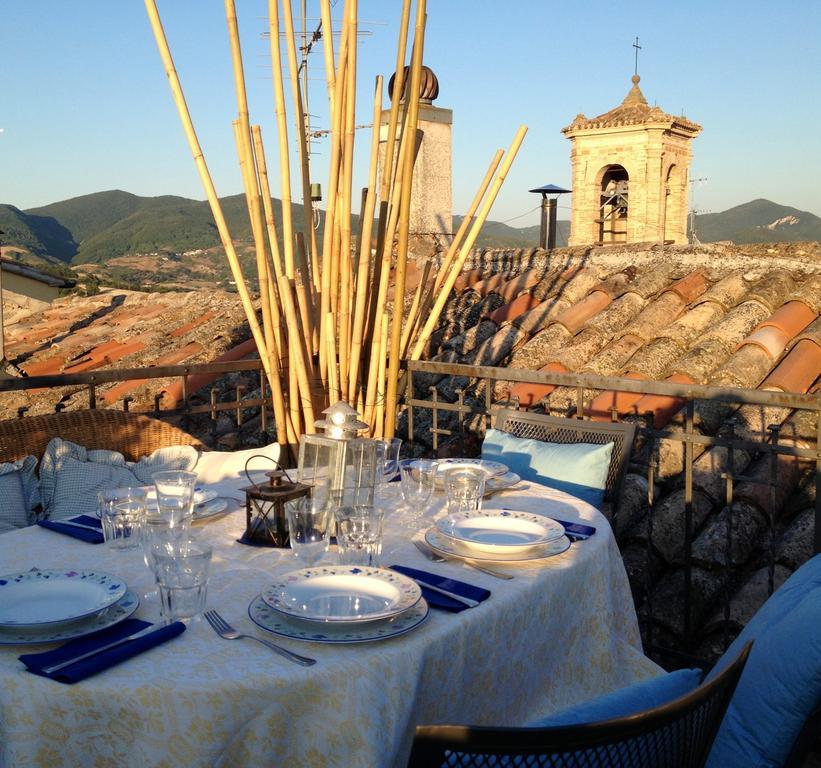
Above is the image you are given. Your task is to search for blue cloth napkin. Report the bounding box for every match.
[19,619,186,684]
[389,564,491,613]
[552,519,596,542]
[38,515,104,544]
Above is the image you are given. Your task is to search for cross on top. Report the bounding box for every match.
[633,36,642,76]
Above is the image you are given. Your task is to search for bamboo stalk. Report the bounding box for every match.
[433,149,504,294]
[384,1,427,439]
[325,312,340,404]
[410,125,529,362]
[319,0,336,116]
[144,0,289,446]
[347,75,383,403]
[294,232,317,359]
[281,0,317,278]
[268,0,296,281]
[374,312,389,439]
[277,274,316,431]
[399,259,431,358]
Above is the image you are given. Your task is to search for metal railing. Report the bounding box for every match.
[402,360,821,667]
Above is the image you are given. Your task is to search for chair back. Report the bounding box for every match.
[492,408,635,509]
[407,642,751,768]
[0,410,204,465]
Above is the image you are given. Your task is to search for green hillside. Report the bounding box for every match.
[453,216,569,248]
[0,204,52,255]
[693,199,821,244]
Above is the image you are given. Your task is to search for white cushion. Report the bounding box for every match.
[194,442,282,501]
[39,438,199,521]
[0,456,40,533]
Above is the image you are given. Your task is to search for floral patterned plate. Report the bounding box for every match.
[262,566,422,624]
[0,590,139,645]
[425,527,571,563]
[435,509,565,554]
[0,569,127,627]
[249,594,429,644]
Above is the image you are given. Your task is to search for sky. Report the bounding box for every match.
[2,0,820,228]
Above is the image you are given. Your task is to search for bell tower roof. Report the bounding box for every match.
[562,74,701,136]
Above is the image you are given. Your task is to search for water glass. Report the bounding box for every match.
[98,487,147,550]
[399,459,439,513]
[286,496,330,566]
[376,438,403,484]
[444,468,486,516]
[152,470,198,525]
[335,505,385,567]
[150,538,212,620]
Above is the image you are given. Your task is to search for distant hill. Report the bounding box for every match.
[453,216,569,248]
[692,199,821,244]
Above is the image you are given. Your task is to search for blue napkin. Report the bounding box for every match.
[19,619,186,684]
[389,564,491,613]
[38,515,104,544]
[552,519,597,542]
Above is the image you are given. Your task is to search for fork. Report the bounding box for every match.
[203,610,316,666]
[412,539,514,580]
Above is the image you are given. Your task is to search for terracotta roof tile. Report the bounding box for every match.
[555,290,612,334]
[755,300,816,339]
[549,327,609,371]
[506,324,572,371]
[625,337,686,380]
[169,311,217,338]
[693,271,750,310]
[441,320,498,357]
[153,342,204,366]
[792,316,821,348]
[787,274,821,313]
[586,372,649,421]
[659,302,726,348]
[512,296,572,335]
[472,271,513,297]
[631,373,695,429]
[462,326,527,368]
[21,356,67,377]
[744,269,794,312]
[620,265,674,299]
[700,300,770,349]
[496,268,543,303]
[741,326,790,361]
[762,339,821,393]
[487,292,543,326]
[619,291,687,342]
[669,336,735,384]
[508,362,568,407]
[584,292,645,337]
[712,343,774,389]
[666,270,709,304]
[583,334,645,376]
[529,267,578,301]
[453,268,487,293]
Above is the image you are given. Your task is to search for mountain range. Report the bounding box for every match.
[1,191,819,287]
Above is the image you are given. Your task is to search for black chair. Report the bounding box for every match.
[407,643,751,768]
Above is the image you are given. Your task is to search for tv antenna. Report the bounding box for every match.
[688,176,708,244]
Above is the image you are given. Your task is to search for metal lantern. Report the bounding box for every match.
[239,470,311,547]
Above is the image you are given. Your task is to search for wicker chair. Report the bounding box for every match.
[406,643,751,768]
[491,408,636,513]
[0,410,204,465]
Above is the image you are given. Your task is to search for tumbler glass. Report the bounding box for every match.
[150,538,212,621]
[444,467,486,516]
[286,496,331,566]
[98,487,147,550]
[335,505,385,567]
[399,459,439,517]
[152,470,197,525]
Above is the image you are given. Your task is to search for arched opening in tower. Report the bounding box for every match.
[664,164,681,243]
[597,165,629,244]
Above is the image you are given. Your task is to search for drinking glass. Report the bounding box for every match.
[444,467,486,516]
[141,507,192,601]
[377,438,403,484]
[285,496,330,566]
[152,470,198,525]
[150,538,212,621]
[335,505,385,567]
[399,459,439,519]
[98,487,147,550]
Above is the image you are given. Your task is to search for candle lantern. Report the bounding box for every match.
[240,470,311,547]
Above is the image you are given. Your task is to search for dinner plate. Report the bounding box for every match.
[0,569,128,627]
[425,527,571,563]
[141,487,219,508]
[435,509,565,554]
[0,590,140,645]
[249,594,429,644]
[483,471,521,495]
[434,458,509,484]
[261,566,422,624]
[193,498,229,520]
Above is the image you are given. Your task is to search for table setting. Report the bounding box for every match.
[0,413,658,768]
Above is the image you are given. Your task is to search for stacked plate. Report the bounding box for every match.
[0,569,139,645]
[249,566,429,644]
[434,458,520,495]
[426,509,571,563]
[140,487,228,520]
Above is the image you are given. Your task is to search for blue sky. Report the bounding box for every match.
[2,1,820,226]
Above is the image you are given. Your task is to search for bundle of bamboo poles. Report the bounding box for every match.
[144,0,526,452]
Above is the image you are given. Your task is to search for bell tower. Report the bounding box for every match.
[562,75,701,246]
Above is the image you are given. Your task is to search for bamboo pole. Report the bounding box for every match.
[325,312,340,404]
[374,312,389,439]
[294,232,317,359]
[319,0,336,116]
[410,125,529,362]
[399,259,431,358]
[143,0,289,446]
[384,1,427,439]
[433,149,504,294]
[277,274,316,431]
[347,75,383,403]
[268,0,296,279]
[281,0,318,277]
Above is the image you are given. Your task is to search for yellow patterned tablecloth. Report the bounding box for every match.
[0,482,660,768]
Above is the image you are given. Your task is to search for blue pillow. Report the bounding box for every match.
[705,554,821,768]
[529,668,703,727]
[482,429,614,508]
[0,456,41,533]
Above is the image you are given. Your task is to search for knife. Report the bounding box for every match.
[49,520,102,533]
[42,622,172,674]
[390,568,479,608]
[412,539,514,581]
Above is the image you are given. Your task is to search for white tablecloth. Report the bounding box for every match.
[0,481,659,768]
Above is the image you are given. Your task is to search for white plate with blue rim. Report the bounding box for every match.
[262,566,423,624]
[0,590,140,645]
[425,527,571,563]
[0,569,128,628]
[249,594,429,644]
[435,509,566,554]
[483,471,521,495]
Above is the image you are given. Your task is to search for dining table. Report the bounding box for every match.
[0,475,660,768]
